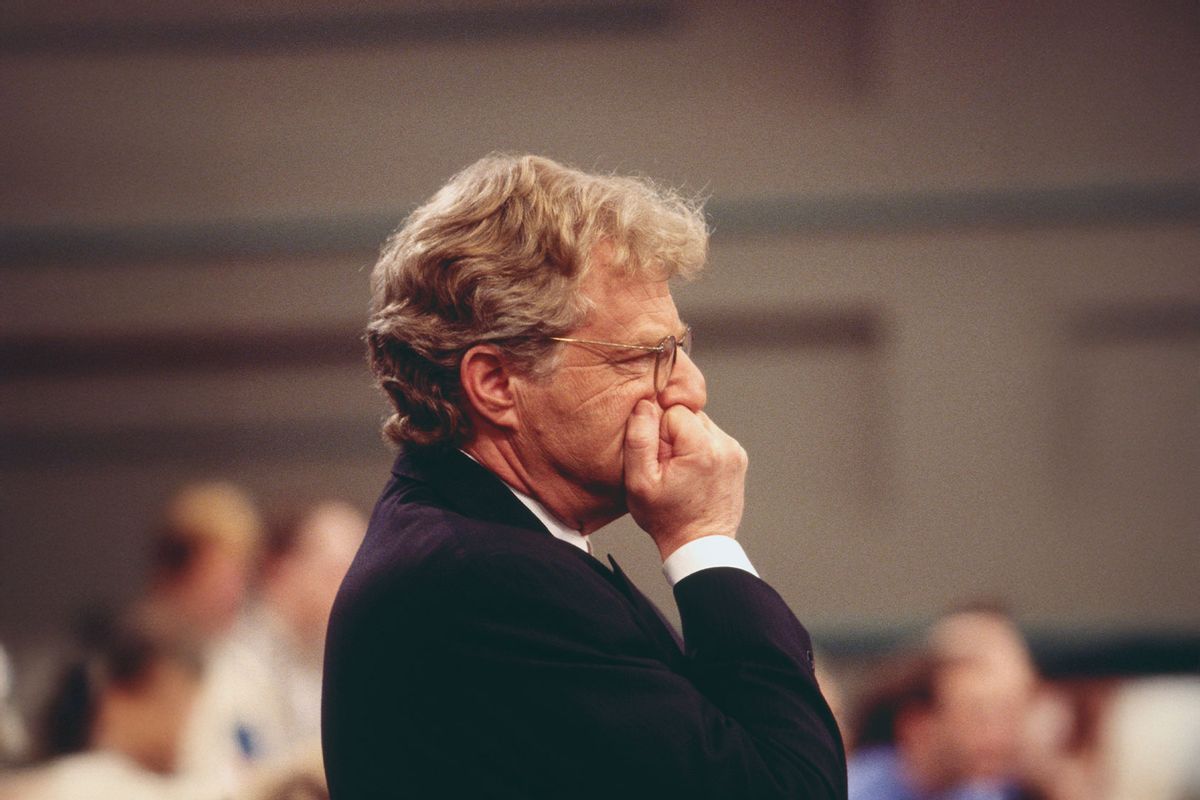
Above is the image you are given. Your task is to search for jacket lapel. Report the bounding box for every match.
[607,556,684,657]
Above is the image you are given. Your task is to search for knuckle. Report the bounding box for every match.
[734,443,748,466]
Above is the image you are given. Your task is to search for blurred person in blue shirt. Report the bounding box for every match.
[849,608,1039,800]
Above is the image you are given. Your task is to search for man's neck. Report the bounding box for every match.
[462,436,621,535]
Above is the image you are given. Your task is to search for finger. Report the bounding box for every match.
[624,399,663,485]
[661,405,707,453]
[696,411,740,448]
[696,411,722,435]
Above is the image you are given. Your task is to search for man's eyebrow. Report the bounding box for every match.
[627,320,687,344]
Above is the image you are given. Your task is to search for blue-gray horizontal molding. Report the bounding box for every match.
[814,625,1200,678]
[3,182,1198,268]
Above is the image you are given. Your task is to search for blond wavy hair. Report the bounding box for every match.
[366,154,708,447]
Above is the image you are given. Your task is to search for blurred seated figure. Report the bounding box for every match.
[179,500,366,793]
[1099,676,1200,800]
[849,606,1039,800]
[0,642,30,768]
[139,481,263,649]
[0,623,215,800]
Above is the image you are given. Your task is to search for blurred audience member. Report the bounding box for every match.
[1099,677,1200,800]
[0,623,214,800]
[928,606,1037,690]
[1015,680,1102,800]
[179,500,366,794]
[0,643,30,767]
[128,480,261,795]
[139,481,263,647]
[849,606,1039,800]
[928,606,1040,789]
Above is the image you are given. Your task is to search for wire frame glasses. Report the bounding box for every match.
[549,325,693,393]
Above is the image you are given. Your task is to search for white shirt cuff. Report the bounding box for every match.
[661,536,759,586]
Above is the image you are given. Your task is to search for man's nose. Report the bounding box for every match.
[657,349,706,412]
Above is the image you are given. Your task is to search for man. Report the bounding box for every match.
[322,154,846,799]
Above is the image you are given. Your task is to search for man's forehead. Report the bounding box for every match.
[579,269,679,335]
[581,256,670,293]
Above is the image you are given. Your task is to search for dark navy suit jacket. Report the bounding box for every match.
[322,446,846,799]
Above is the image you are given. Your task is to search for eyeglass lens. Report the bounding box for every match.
[654,338,670,393]
[654,330,690,393]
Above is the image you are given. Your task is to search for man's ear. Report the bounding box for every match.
[459,344,519,430]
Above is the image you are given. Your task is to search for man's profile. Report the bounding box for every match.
[321,154,846,799]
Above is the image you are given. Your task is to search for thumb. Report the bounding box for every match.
[623,400,662,487]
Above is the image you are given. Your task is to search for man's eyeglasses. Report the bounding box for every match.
[549,326,693,393]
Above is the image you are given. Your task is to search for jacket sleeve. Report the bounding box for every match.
[415,545,847,800]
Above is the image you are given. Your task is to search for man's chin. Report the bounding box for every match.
[576,483,628,535]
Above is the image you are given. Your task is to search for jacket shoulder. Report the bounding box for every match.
[333,482,611,624]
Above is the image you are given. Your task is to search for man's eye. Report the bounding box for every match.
[610,351,652,370]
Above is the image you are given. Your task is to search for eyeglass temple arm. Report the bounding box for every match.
[547,336,663,353]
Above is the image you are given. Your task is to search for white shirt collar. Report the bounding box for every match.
[459,449,591,554]
[506,486,592,554]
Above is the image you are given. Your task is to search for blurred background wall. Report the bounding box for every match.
[1,1,1197,668]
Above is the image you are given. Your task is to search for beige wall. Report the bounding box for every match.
[2,0,1198,646]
